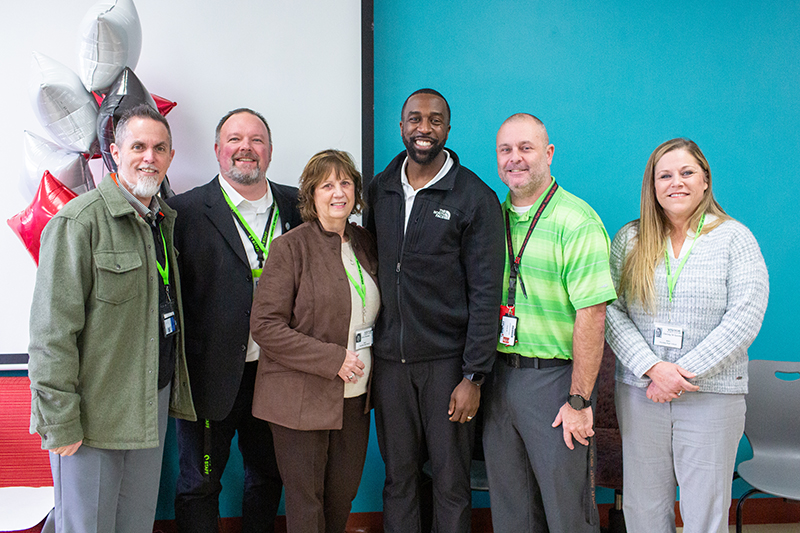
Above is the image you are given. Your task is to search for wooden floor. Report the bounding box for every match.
[678,526,800,532]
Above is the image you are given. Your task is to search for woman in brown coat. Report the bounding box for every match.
[250,149,379,533]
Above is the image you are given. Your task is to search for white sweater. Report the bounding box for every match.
[606,219,769,394]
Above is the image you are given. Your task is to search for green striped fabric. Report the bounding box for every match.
[497,179,617,359]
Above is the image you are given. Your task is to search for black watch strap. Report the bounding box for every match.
[568,394,591,410]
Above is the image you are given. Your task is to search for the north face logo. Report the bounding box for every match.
[434,209,451,220]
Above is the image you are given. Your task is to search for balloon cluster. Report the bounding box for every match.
[8,0,177,264]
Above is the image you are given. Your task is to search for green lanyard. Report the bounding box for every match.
[155,225,169,288]
[344,250,366,308]
[220,187,280,274]
[664,213,705,303]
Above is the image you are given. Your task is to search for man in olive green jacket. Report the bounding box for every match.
[28,104,195,533]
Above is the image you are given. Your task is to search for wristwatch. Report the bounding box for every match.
[464,373,486,388]
[568,394,592,410]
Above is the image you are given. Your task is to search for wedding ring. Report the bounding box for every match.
[348,373,355,380]
[677,390,683,396]
[467,416,473,420]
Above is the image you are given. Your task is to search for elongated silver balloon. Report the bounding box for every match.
[30,52,99,154]
[22,131,95,198]
[78,0,142,93]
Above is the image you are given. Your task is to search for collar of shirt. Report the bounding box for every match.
[114,174,161,221]
[503,177,558,223]
[400,148,453,200]
[217,174,273,213]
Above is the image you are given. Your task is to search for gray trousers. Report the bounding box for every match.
[48,384,170,533]
[483,360,599,533]
[616,382,745,533]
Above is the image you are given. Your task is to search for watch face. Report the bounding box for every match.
[569,395,588,410]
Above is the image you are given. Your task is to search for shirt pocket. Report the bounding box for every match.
[94,251,143,304]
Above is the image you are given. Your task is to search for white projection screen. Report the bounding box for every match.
[0,0,372,367]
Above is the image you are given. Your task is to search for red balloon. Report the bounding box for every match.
[92,91,177,116]
[7,171,78,265]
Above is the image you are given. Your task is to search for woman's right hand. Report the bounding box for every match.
[644,361,700,402]
[337,349,365,384]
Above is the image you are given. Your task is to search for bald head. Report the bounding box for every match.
[496,113,554,205]
[500,113,549,145]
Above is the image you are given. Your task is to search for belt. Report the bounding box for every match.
[497,351,572,369]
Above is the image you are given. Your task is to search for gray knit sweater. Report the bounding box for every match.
[606,219,769,394]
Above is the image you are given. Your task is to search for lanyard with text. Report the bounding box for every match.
[155,224,179,337]
[653,213,705,349]
[664,213,705,304]
[499,182,558,346]
[220,187,280,277]
[345,249,374,350]
[155,225,170,291]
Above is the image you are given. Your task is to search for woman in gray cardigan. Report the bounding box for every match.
[250,150,379,533]
[605,138,768,533]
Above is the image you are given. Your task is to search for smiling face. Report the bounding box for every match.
[215,112,272,186]
[313,170,355,234]
[400,93,451,166]
[496,117,554,205]
[653,148,709,226]
[110,117,174,204]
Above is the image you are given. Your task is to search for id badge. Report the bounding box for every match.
[355,327,373,350]
[653,323,683,349]
[252,268,262,289]
[160,300,179,338]
[499,314,518,347]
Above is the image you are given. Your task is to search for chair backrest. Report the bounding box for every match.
[0,376,53,488]
[744,359,800,460]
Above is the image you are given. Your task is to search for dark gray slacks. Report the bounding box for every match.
[373,357,474,533]
[483,361,600,533]
[269,395,370,533]
[49,384,170,533]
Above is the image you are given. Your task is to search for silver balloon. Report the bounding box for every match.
[23,131,95,198]
[78,0,142,93]
[29,52,99,153]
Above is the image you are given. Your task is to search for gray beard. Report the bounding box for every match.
[120,173,160,201]
[225,165,264,186]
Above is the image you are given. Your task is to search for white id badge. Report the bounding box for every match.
[499,314,518,347]
[355,327,373,350]
[653,323,684,349]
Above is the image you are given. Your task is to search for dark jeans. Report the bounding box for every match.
[175,362,282,533]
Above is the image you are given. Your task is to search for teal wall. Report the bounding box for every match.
[11,0,793,520]
[368,0,799,511]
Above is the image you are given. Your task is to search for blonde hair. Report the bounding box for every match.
[619,138,731,310]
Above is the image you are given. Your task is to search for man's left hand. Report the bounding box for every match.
[552,403,594,450]
[448,378,480,423]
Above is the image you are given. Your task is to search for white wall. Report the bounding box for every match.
[1,0,362,354]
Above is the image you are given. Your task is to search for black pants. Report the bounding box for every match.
[175,362,283,533]
[373,357,474,533]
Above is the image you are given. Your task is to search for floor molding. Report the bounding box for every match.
[152,497,800,533]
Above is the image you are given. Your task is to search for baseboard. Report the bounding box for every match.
[153,497,800,533]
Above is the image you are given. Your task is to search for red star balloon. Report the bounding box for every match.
[7,171,78,265]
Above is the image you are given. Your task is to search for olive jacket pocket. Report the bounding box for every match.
[94,251,142,304]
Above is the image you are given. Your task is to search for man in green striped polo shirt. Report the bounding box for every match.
[483,113,617,533]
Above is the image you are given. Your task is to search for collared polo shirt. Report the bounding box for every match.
[498,178,617,359]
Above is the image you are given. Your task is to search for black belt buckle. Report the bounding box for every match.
[503,352,522,369]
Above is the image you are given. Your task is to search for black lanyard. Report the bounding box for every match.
[504,182,559,308]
